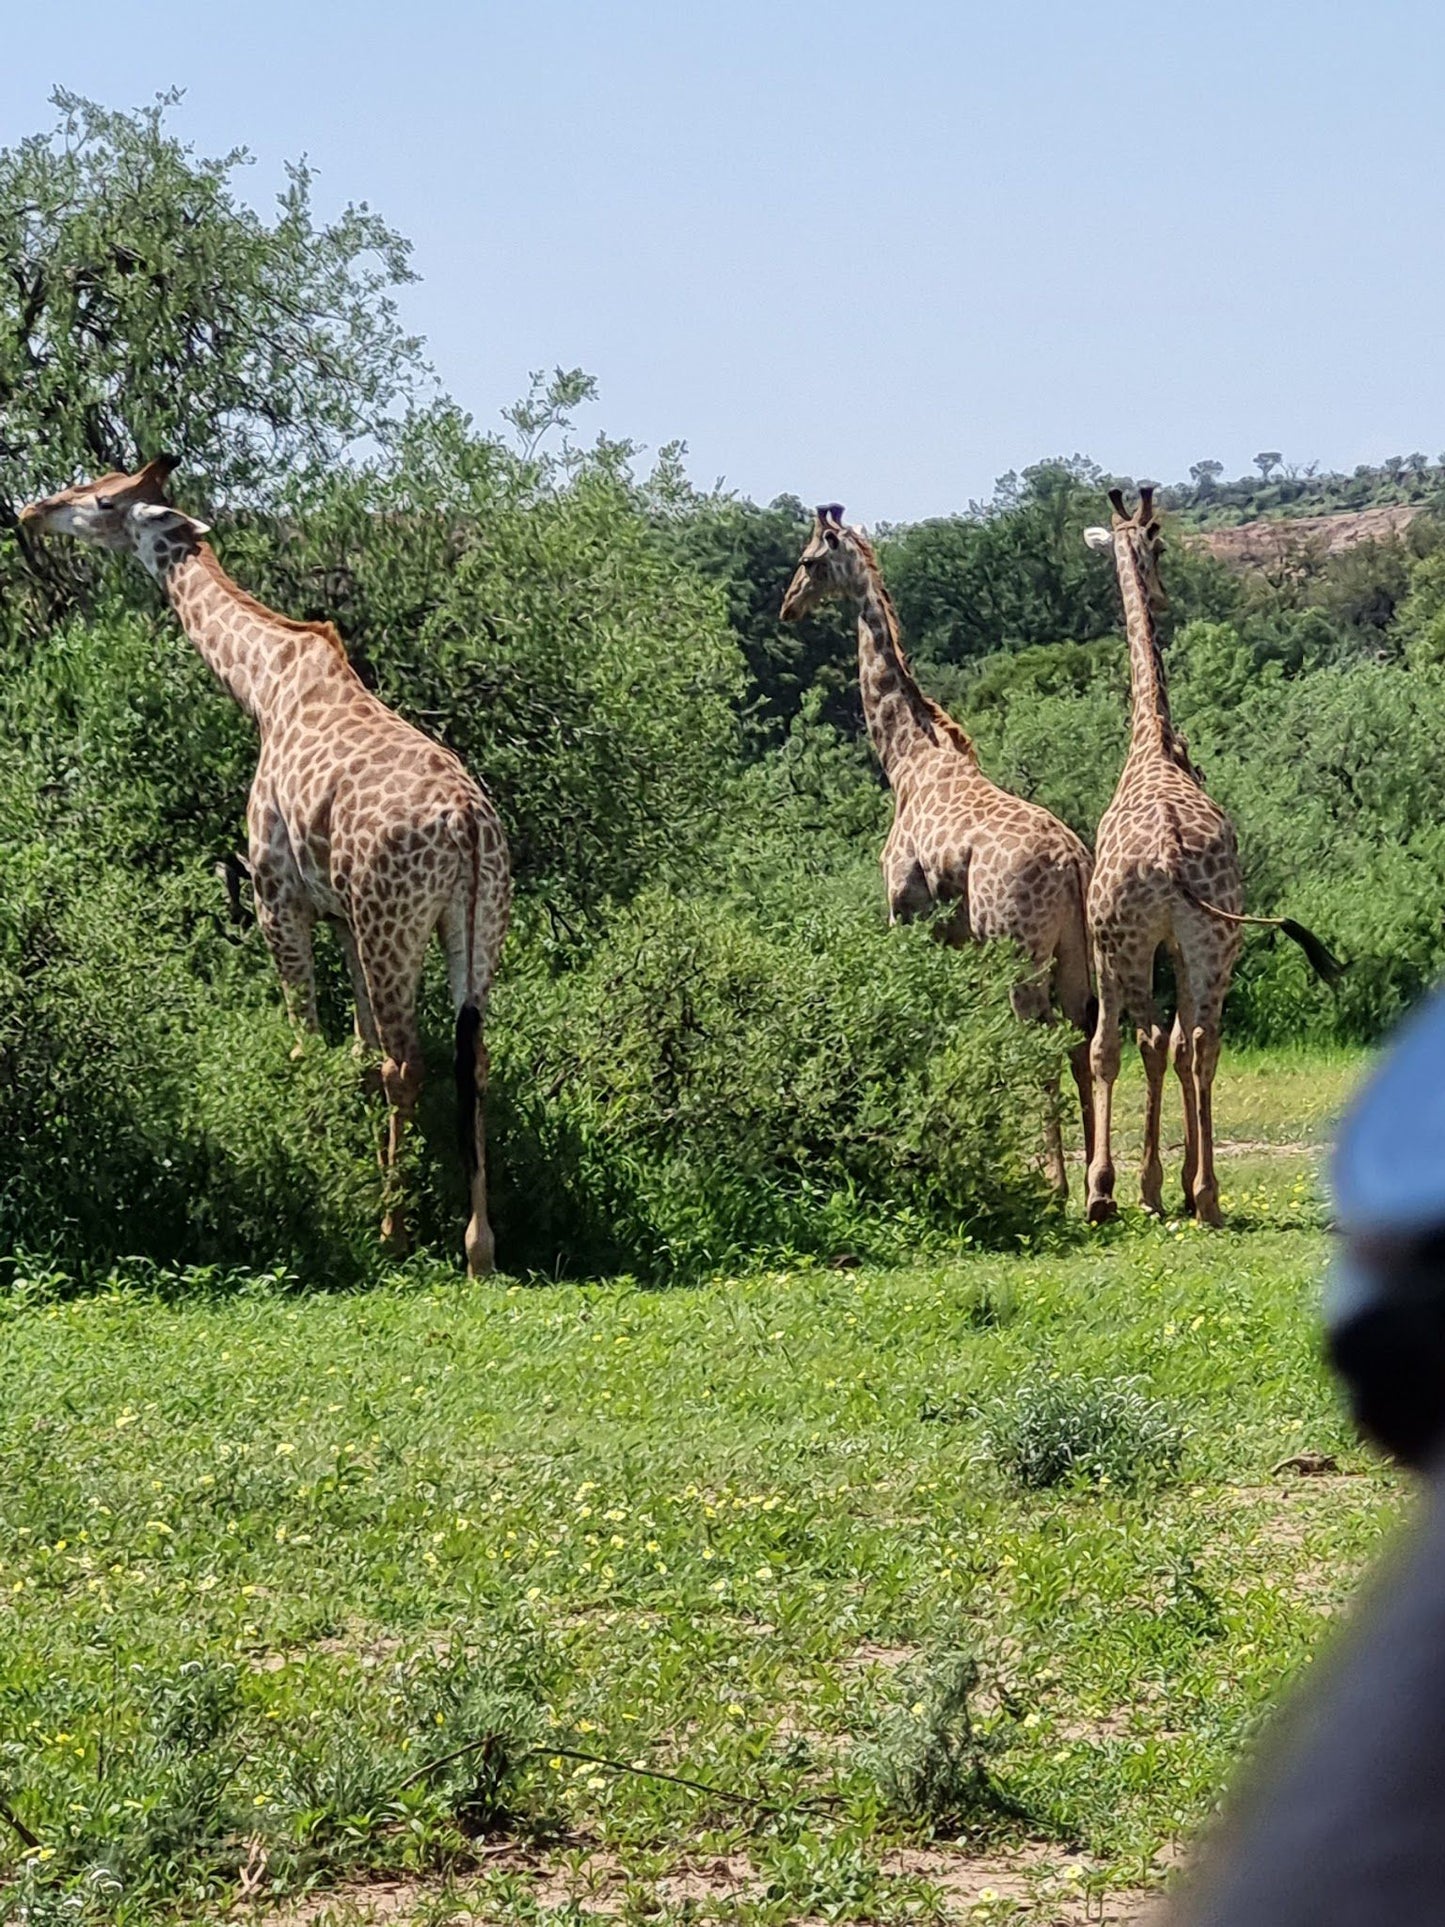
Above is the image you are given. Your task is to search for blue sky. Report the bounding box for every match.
[4,2,1442,522]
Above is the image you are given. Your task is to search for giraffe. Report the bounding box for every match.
[20,457,511,1276]
[1081,487,1339,1226]
[781,504,1096,1196]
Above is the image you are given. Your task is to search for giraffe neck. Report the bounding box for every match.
[150,543,355,725]
[854,562,975,783]
[1114,534,1175,757]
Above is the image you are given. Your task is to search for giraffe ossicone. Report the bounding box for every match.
[20,457,512,1277]
[781,505,1096,1199]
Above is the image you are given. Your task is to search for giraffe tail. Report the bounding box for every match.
[1179,886,1345,987]
[1069,855,1098,1037]
[455,1002,482,1180]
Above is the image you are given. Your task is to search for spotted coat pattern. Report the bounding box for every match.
[19,459,511,1275]
[1083,489,1241,1228]
[781,507,1094,1195]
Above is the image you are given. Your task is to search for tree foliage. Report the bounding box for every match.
[0,88,425,637]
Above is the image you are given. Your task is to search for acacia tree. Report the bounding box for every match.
[0,89,428,625]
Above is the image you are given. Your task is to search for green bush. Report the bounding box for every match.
[0,812,384,1283]
[1190,662,1445,1042]
[487,874,1067,1281]
[861,1650,1013,1828]
[986,1372,1183,1490]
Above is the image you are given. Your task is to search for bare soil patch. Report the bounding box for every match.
[257,1841,1168,1924]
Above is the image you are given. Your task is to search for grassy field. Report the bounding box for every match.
[0,1047,1408,1925]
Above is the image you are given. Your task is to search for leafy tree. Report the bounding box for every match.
[1189,460,1224,496]
[881,460,1121,666]
[226,390,748,919]
[652,490,857,749]
[1254,452,1282,481]
[0,88,425,635]
[1306,538,1413,646]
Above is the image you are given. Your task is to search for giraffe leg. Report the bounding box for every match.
[1136,997,1170,1218]
[249,799,317,1056]
[439,894,499,1278]
[1012,971,1067,1200]
[1190,994,1229,1228]
[374,1010,423,1258]
[354,925,428,1260]
[1171,966,1202,1217]
[253,879,318,1055]
[463,1033,494,1279]
[329,918,381,1059]
[1085,964,1122,1224]
[1054,919,1096,1173]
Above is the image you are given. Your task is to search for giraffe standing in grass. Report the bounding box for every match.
[1082,487,1339,1226]
[21,457,511,1275]
[782,504,1096,1196]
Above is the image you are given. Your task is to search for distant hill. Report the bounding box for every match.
[1194,503,1426,571]
[1159,457,1444,531]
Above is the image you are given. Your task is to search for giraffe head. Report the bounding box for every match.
[1083,486,1168,612]
[19,457,210,572]
[779,504,869,620]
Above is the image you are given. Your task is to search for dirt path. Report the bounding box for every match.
[260,1844,1167,1925]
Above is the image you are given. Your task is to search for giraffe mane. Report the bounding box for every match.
[848,530,976,756]
[192,545,349,662]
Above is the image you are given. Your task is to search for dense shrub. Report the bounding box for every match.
[986,1372,1183,1490]
[862,1651,1011,1828]
[0,793,383,1281]
[487,877,1067,1281]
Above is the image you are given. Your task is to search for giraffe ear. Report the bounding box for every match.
[1083,526,1115,552]
[131,502,211,538]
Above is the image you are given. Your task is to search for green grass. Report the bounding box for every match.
[0,1046,1406,1924]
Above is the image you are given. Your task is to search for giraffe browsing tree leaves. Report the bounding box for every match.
[21,457,511,1275]
[782,504,1096,1198]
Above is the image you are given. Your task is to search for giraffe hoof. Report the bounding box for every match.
[289,1041,306,1063]
[1086,1195,1118,1226]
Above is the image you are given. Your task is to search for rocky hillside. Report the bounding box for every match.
[1195,503,1423,570]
